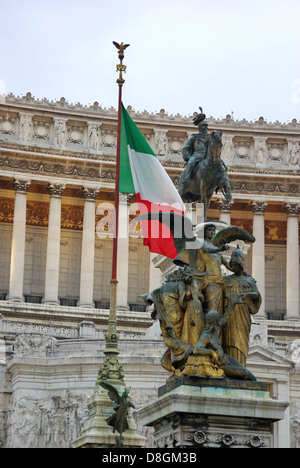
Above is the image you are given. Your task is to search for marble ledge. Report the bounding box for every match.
[0,300,152,328]
[139,383,290,427]
[3,92,300,128]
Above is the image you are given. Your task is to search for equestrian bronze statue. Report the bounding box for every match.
[178,108,232,220]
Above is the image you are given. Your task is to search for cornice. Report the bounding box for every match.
[2,91,300,131]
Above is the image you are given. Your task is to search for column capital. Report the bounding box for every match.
[127,193,135,204]
[12,178,31,193]
[284,202,300,217]
[82,186,100,201]
[217,199,234,212]
[250,200,267,214]
[119,193,132,204]
[47,182,66,198]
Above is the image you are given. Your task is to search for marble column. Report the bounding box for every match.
[250,201,267,318]
[149,253,162,292]
[117,194,129,310]
[78,187,99,308]
[43,182,65,305]
[284,202,300,321]
[8,178,31,302]
[217,199,234,226]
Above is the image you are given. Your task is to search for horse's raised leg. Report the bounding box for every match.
[218,174,232,202]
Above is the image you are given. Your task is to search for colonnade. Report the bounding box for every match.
[6,179,145,310]
[218,199,300,321]
[5,177,300,320]
[7,179,99,307]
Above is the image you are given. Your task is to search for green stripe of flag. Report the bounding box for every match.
[119,103,156,193]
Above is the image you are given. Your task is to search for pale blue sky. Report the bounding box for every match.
[0,0,299,122]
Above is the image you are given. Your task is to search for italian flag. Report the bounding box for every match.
[119,103,185,258]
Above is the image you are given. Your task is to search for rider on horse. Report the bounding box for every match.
[178,108,228,204]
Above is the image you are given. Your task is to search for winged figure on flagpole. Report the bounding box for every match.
[113,41,130,61]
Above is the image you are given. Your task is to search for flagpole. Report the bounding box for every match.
[111,41,129,311]
[95,42,130,388]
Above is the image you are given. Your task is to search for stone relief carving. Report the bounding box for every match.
[67,126,84,145]
[285,340,300,449]
[0,115,16,135]
[0,154,100,180]
[101,129,117,147]
[286,339,300,365]
[168,135,184,155]
[88,124,99,150]
[234,139,251,160]
[4,392,88,448]
[155,131,168,156]
[19,114,33,142]
[3,321,73,338]
[0,411,6,447]
[221,135,233,163]
[232,179,299,195]
[255,138,267,164]
[267,142,284,161]
[129,389,156,448]
[33,120,50,140]
[14,333,56,357]
[288,140,300,166]
[190,430,266,448]
[54,120,66,147]
[290,402,300,449]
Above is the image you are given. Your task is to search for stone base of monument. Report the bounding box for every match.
[72,389,146,449]
[139,377,289,449]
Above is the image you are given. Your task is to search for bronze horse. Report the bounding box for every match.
[178,130,232,220]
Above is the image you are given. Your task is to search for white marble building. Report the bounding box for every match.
[0,92,299,447]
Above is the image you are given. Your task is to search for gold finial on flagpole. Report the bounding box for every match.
[113,41,130,86]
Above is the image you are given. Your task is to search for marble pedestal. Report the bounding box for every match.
[139,377,289,449]
[72,389,146,449]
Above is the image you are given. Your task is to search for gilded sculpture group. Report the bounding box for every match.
[145,226,261,381]
[142,109,262,381]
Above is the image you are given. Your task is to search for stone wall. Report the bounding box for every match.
[0,316,299,448]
